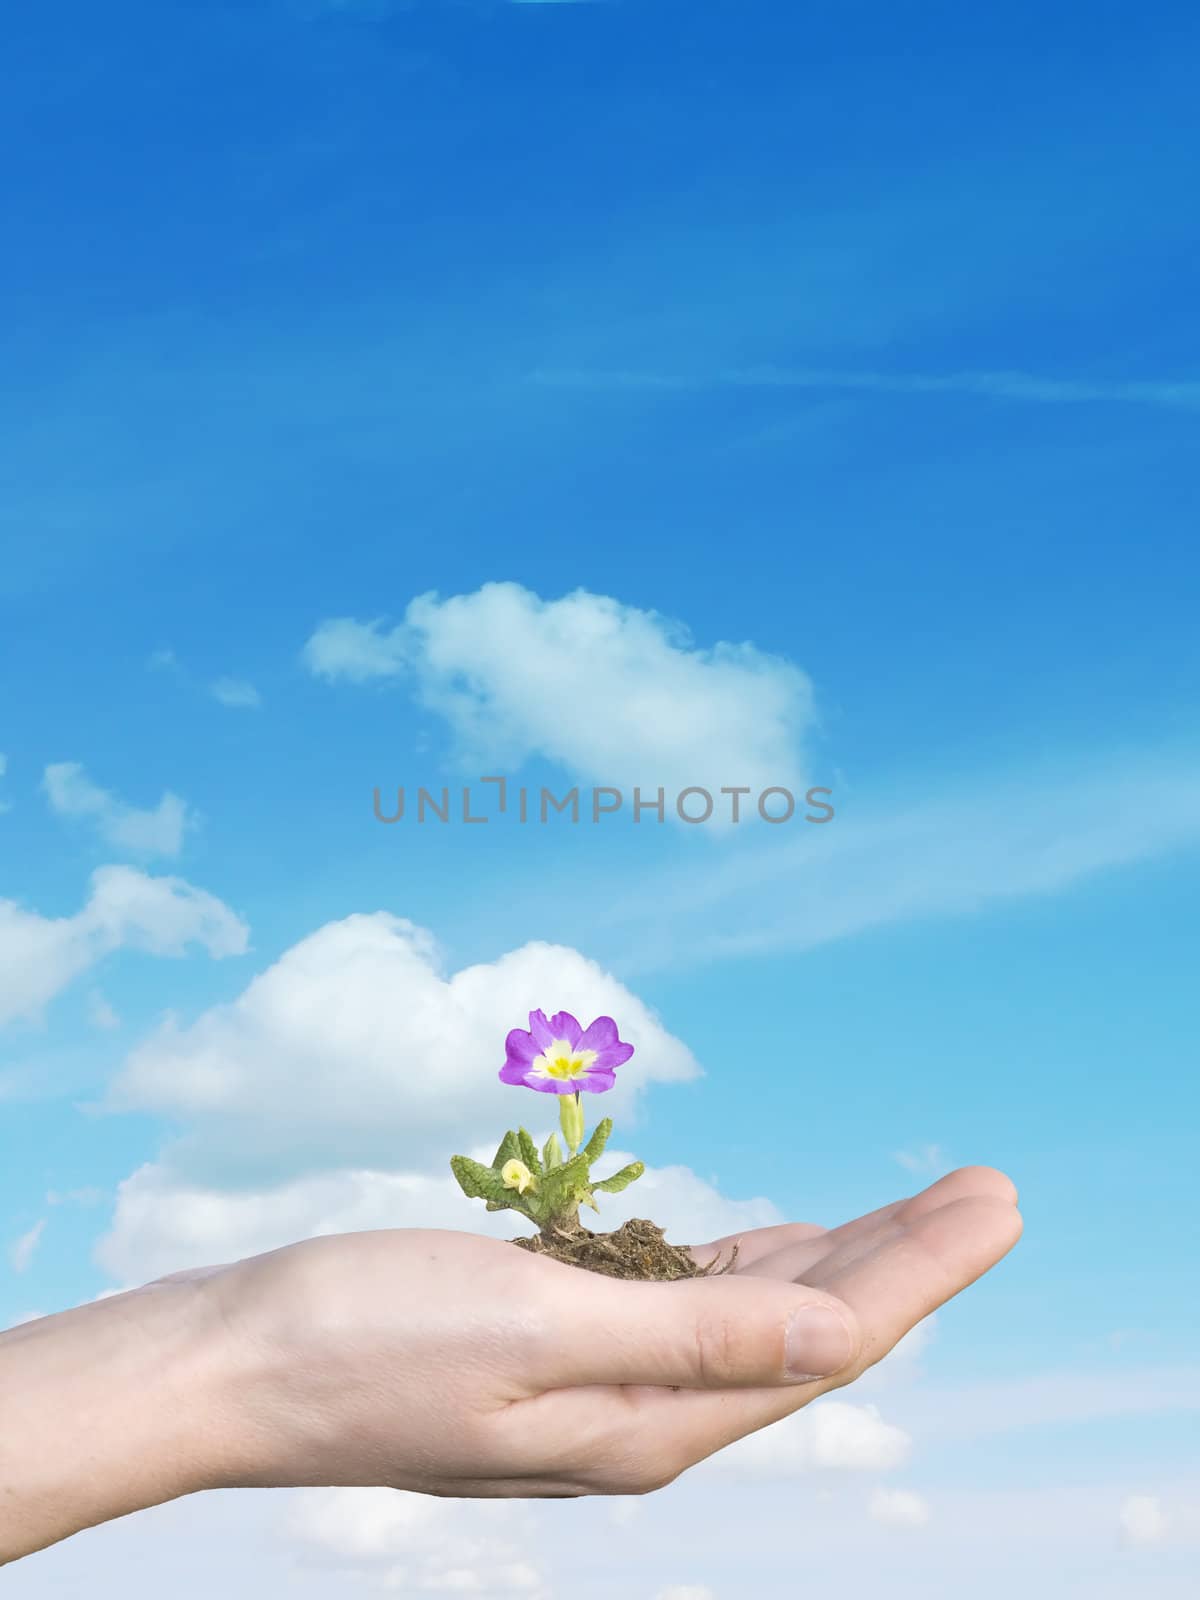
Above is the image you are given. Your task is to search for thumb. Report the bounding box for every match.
[539,1273,860,1390]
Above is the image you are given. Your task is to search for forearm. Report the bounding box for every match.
[0,1280,250,1564]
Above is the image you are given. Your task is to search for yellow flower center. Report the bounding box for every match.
[530,1038,599,1082]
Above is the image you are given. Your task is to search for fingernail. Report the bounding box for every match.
[785,1303,855,1380]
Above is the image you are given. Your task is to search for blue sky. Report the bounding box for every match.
[2,1,1199,1594]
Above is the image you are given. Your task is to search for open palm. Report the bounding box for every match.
[198,1164,1021,1500]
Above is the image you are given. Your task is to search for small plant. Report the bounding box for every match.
[450,1008,736,1281]
[449,1009,644,1238]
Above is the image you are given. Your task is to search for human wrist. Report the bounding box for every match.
[0,1275,263,1562]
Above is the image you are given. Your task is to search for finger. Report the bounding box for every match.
[687,1221,827,1273]
[623,1193,1022,1463]
[707,1166,1019,1282]
[805,1192,1022,1362]
[799,1166,1018,1259]
[536,1271,862,1392]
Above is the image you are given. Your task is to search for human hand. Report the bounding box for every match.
[184,1164,1020,1500]
[0,1166,1019,1562]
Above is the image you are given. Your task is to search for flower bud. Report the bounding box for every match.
[500,1158,535,1195]
[559,1092,585,1154]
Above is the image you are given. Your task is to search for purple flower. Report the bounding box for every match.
[500,1009,634,1095]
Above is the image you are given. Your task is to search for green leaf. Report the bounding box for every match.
[450,1155,518,1207]
[451,1154,491,1198]
[517,1127,543,1177]
[542,1131,563,1170]
[491,1129,521,1171]
[583,1117,613,1163]
[592,1160,645,1194]
[537,1149,592,1216]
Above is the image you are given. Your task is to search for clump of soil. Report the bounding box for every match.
[510,1216,739,1281]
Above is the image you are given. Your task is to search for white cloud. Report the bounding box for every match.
[42,761,194,858]
[701,1400,911,1478]
[13,1466,1200,1600]
[96,907,787,1327]
[654,1588,717,1600]
[596,1155,782,1241]
[302,614,409,681]
[209,677,262,709]
[1119,1494,1169,1546]
[97,1163,483,1282]
[0,865,248,1028]
[303,583,814,806]
[295,1486,445,1559]
[106,913,700,1175]
[290,1488,547,1596]
[9,1219,46,1273]
[96,1151,780,1286]
[869,1487,931,1527]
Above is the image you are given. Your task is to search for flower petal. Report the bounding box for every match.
[576,1015,619,1052]
[527,1009,555,1049]
[576,1066,617,1094]
[504,1027,539,1066]
[499,1059,535,1086]
[591,1041,634,1072]
[547,1011,582,1048]
[577,1016,634,1072]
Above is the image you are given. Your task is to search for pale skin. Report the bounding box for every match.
[0,1165,1021,1566]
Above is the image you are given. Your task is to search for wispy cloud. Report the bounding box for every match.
[869,1487,931,1528]
[87,990,122,1031]
[531,365,1200,413]
[580,756,1200,973]
[46,1186,105,1208]
[9,1220,46,1274]
[894,1144,948,1176]
[209,677,262,710]
[42,761,195,859]
[895,1363,1200,1441]
[0,865,248,1029]
[144,649,262,710]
